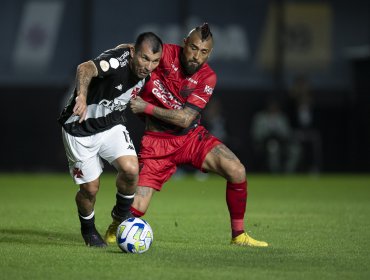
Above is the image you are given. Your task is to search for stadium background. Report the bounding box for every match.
[0,0,369,173]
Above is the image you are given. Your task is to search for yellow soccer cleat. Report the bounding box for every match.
[231,232,269,247]
[104,219,121,244]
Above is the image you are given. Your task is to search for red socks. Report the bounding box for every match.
[130,206,145,217]
[226,181,247,238]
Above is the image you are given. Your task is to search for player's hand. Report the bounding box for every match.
[130,96,148,114]
[73,95,87,123]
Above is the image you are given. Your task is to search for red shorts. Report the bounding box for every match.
[138,125,221,190]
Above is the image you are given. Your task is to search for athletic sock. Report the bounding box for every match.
[112,192,135,221]
[231,220,245,238]
[130,206,145,217]
[78,211,106,247]
[226,181,247,238]
[78,210,96,234]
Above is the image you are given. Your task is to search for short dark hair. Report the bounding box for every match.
[135,32,163,53]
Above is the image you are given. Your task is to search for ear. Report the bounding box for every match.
[208,48,213,58]
[130,46,135,58]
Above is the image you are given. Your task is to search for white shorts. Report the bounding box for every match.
[62,124,137,184]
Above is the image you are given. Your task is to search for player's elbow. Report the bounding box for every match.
[77,61,90,71]
[176,108,198,128]
[179,115,197,128]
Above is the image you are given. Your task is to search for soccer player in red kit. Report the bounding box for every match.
[105,23,268,247]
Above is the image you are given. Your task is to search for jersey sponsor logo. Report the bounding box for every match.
[152,79,183,109]
[99,60,110,72]
[118,51,130,61]
[63,79,145,129]
[204,85,214,95]
[109,58,119,69]
[117,51,129,67]
[120,59,128,67]
[99,99,126,111]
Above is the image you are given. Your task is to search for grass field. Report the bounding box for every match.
[0,173,369,280]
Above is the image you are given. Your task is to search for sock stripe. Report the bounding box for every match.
[130,206,145,217]
[79,210,95,220]
[117,192,135,199]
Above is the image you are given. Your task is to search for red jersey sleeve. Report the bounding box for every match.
[186,68,217,111]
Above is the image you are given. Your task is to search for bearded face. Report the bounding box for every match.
[180,31,213,76]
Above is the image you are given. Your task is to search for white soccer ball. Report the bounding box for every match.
[116,217,153,253]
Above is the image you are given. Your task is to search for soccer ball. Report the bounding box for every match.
[116,217,153,253]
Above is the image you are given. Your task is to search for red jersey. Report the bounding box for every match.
[140,44,217,134]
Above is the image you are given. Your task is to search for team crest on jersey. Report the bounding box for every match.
[180,85,193,98]
[131,87,141,98]
[163,69,171,77]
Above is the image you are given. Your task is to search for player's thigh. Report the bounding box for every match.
[62,129,103,184]
[99,124,137,165]
[202,143,245,181]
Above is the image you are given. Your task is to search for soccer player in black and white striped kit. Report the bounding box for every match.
[58,32,162,247]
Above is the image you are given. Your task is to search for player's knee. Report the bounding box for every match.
[79,182,99,199]
[225,162,246,182]
[117,161,139,183]
[121,160,139,176]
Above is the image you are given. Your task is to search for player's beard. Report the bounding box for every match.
[180,53,202,75]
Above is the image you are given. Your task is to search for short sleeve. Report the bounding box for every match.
[92,48,130,77]
[186,72,217,111]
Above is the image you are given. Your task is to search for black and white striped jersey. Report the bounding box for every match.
[58,47,147,137]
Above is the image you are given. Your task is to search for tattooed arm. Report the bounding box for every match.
[73,61,98,123]
[130,96,199,128]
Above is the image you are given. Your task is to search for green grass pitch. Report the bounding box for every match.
[0,173,369,279]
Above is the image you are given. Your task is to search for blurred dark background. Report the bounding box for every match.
[0,0,369,173]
